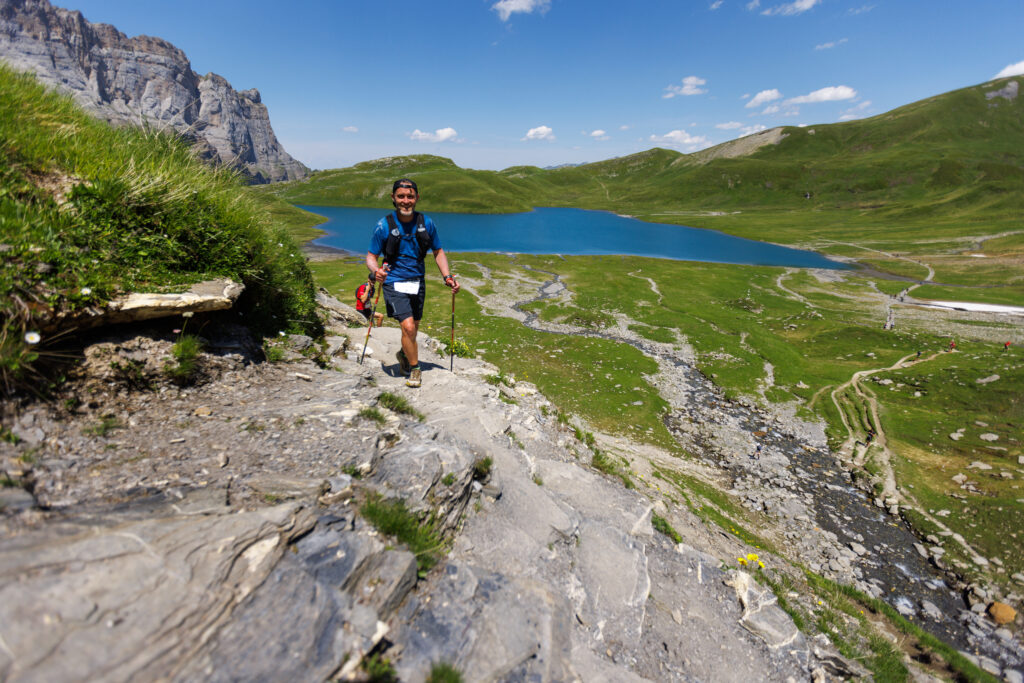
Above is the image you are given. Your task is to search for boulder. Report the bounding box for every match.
[988,601,1017,625]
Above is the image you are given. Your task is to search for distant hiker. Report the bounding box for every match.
[948,339,956,352]
[366,178,459,388]
[916,350,922,359]
[865,430,875,445]
[753,443,762,459]
[355,274,384,327]
[1004,341,1012,352]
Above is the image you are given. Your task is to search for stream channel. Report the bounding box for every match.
[498,262,1023,671]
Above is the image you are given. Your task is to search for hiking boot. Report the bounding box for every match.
[396,349,411,374]
[406,367,421,388]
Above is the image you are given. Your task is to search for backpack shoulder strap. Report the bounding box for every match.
[413,212,431,260]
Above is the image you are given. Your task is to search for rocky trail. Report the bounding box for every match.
[0,271,1021,680]
[461,260,1024,677]
[1,299,855,681]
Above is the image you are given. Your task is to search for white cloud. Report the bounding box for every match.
[587,129,610,140]
[746,0,760,9]
[342,126,358,133]
[523,125,555,141]
[994,60,1024,78]
[746,88,782,108]
[847,5,874,15]
[761,104,780,114]
[492,0,551,22]
[760,0,819,16]
[409,127,459,143]
[786,86,857,104]
[619,124,631,131]
[663,75,708,98]
[716,121,743,130]
[839,100,872,120]
[709,0,723,9]
[649,129,711,151]
[815,38,848,50]
[739,124,768,137]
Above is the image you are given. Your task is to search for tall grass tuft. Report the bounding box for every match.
[0,64,321,395]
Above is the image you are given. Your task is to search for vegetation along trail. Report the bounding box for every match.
[829,350,993,566]
[459,257,1019,664]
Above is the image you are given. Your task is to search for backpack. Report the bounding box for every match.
[355,282,373,308]
[383,212,431,265]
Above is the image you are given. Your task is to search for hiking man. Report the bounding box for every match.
[355,273,384,327]
[366,178,459,387]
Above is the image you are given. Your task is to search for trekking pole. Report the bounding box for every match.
[359,265,387,365]
[450,286,456,372]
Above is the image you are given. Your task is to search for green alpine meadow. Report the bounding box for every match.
[0,64,320,392]
[296,75,1024,602]
[2,54,1022,680]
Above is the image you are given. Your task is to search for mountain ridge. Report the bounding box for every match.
[0,0,308,184]
[265,75,1024,226]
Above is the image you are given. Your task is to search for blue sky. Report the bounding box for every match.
[66,0,1024,171]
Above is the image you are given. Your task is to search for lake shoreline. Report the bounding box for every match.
[297,204,853,270]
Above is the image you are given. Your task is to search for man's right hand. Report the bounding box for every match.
[374,264,389,283]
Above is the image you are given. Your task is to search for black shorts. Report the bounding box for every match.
[358,308,373,321]
[383,280,425,322]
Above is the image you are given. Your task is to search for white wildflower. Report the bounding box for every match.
[80,287,92,296]
[24,331,41,344]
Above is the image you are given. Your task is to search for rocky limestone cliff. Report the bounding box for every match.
[0,0,308,184]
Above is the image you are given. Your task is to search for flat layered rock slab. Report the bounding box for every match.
[393,561,575,683]
[0,503,314,681]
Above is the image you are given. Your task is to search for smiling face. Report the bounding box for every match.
[391,184,418,218]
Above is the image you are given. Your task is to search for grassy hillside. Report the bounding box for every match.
[263,77,1024,239]
[0,64,320,394]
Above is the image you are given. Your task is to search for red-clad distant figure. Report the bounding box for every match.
[1004,341,1012,352]
[355,274,384,327]
[948,339,956,352]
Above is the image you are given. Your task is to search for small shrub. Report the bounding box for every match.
[358,406,387,426]
[109,359,151,390]
[361,652,398,683]
[83,415,120,436]
[360,493,445,572]
[263,342,285,362]
[652,514,683,544]
[442,472,456,486]
[378,391,424,421]
[471,456,493,480]
[440,337,473,358]
[164,333,203,384]
[427,662,463,683]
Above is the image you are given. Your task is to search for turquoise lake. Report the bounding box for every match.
[301,206,851,270]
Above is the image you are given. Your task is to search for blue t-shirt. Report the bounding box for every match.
[368,211,442,283]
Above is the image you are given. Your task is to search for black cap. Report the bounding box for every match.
[392,178,418,193]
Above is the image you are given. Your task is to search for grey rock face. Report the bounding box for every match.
[0,0,308,183]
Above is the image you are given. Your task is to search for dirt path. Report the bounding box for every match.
[627,269,663,305]
[828,349,987,561]
[773,268,811,306]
